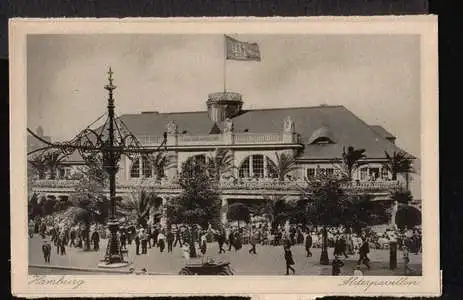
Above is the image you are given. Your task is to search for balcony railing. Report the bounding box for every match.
[131,131,301,147]
[234,133,283,144]
[31,179,401,193]
[178,134,223,145]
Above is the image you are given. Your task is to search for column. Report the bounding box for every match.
[160,197,168,229]
[221,197,228,224]
[263,156,268,178]
[138,157,143,178]
[249,156,253,178]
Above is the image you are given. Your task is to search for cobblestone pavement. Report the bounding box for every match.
[29,235,421,276]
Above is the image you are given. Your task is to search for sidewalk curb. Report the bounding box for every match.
[29,264,168,275]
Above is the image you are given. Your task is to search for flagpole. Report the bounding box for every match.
[223,34,227,93]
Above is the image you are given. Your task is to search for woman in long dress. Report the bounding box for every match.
[182,242,190,264]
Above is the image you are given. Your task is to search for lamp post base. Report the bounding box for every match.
[98,219,128,268]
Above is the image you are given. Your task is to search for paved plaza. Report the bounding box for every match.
[29,235,421,276]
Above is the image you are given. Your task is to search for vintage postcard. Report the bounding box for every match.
[10,16,439,298]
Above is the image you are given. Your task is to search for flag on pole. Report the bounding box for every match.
[225,35,261,61]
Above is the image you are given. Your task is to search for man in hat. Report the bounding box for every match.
[42,239,51,263]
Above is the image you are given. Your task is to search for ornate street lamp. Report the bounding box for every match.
[27,67,167,267]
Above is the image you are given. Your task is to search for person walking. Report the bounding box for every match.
[167,229,174,253]
[182,242,191,264]
[332,255,344,276]
[284,244,295,275]
[69,227,76,248]
[157,230,166,253]
[42,239,51,263]
[248,232,257,255]
[340,235,348,258]
[135,229,140,255]
[120,229,127,250]
[173,226,183,248]
[200,231,208,256]
[91,230,100,251]
[304,232,313,257]
[358,238,371,269]
[59,231,66,255]
[140,229,148,254]
[228,229,235,251]
[217,228,226,254]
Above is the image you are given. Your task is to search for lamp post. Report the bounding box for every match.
[27,67,168,268]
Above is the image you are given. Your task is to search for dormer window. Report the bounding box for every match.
[311,137,334,144]
[308,127,335,144]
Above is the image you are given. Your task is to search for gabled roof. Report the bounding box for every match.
[116,105,409,160]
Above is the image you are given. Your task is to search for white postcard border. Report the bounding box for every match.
[10,16,439,297]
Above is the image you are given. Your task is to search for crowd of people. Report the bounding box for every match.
[30,214,421,275]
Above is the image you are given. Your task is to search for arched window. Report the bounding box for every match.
[238,155,277,179]
[130,159,140,178]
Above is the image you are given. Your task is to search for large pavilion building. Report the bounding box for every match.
[30,91,418,223]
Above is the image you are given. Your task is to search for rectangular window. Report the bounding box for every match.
[130,159,140,178]
[381,168,389,180]
[325,168,334,176]
[360,167,368,181]
[369,168,379,180]
[142,158,152,178]
[306,168,315,178]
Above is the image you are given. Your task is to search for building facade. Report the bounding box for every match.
[30,92,417,223]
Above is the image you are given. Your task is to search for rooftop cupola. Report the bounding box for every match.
[206,91,243,122]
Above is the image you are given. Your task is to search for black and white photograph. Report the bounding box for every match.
[10,17,439,297]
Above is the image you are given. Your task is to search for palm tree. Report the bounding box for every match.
[43,150,65,179]
[28,155,47,179]
[226,202,251,229]
[338,146,367,180]
[126,189,156,227]
[149,152,175,181]
[382,151,414,183]
[260,194,290,231]
[206,148,235,182]
[272,152,298,181]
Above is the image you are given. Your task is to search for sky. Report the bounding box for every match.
[27,34,421,158]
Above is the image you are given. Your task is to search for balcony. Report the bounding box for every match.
[31,179,401,194]
[131,131,301,147]
[234,133,283,144]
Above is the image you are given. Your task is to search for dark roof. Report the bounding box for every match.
[117,105,409,160]
[370,125,396,140]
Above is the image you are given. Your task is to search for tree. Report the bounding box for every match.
[125,189,156,227]
[259,194,291,232]
[382,151,415,191]
[389,187,419,229]
[69,155,108,251]
[300,172,388,264]
[174,158,221,227]
[300,172,351,264]
[226,202,250,228]
[150,152,175,181]
[337,146,367,180]
[206,148,234,182]
[344,193,390,234]
[28,155,47,179]
[272,152,298,181]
